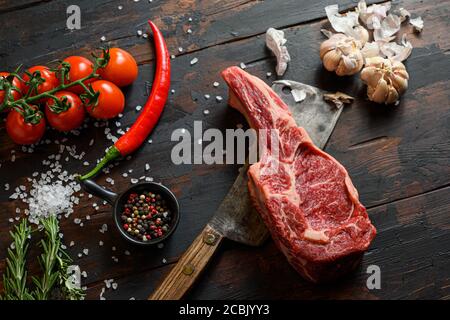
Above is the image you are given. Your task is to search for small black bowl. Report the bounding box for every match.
[81,179,180,245]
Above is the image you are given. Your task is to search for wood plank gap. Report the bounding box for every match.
[366,183,450,211]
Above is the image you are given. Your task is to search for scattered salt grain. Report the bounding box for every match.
[171,89,175,94]
[186,28,193,34]
[99,224,108,234]
[203,109,210,115]
[83,249,89,256]
[135,105,142,111]
[70,241,75,247]
[122,173,128,178]
[137,30,143,36]
[99,241,104,246]
[204,94,210,99]
[240,62,247,69]
[266,72,272,77]
[112,283,118,290]
[83,161,89,166]
[100,36,106,42]
[78,253,82,258]
[81,271,88,278]
[190,57,198,65]
[213,81,220,87]
[74,218,81,225]
[131,178,139,184]
[100,287,106,300]
[145,163,150,171]
[162,258,167,264]
[216,96,223,102]
[124,250,131,256]
[178,47,183,53]
[118,5,123,10]
[112,246,116,251]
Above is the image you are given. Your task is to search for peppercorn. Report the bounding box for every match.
[120,190,173,242]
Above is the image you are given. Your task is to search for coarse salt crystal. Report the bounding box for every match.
[213,82,220,87]
[190,57,198,65]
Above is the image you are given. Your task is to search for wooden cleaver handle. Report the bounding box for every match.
[149,224,224,300]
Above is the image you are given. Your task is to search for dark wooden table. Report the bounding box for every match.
[0,0,449,300]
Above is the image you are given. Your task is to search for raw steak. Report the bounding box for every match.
[222,67,376,282]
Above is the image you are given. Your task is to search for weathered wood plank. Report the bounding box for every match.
[83,186,450,300]
[0,0,50,14]
[0,0,384,69]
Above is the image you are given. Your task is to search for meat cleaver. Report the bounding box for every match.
[149,80,345,300]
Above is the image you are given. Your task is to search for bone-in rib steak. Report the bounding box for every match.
[222,67,376,282]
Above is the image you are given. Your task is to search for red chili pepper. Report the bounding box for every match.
[80,20,170,181]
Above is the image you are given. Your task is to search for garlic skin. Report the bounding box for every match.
[361,57,409,104]
[320,34,364,76]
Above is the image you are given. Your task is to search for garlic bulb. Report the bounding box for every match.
[361,57,409,104]
[320,34,364,76]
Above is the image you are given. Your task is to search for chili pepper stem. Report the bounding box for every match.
[78,146,121,181]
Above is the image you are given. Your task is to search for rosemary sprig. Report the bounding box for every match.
[1,216,85,300]
[2,219,34,300]
[32,216,61,300]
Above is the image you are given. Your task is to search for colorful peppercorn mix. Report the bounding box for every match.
[120,191,172,242]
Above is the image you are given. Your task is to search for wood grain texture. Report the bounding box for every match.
[0,0,449,300]
[149,224,224,300]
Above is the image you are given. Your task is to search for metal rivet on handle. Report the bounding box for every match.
[182,264,195,275]
[203,232,217,245]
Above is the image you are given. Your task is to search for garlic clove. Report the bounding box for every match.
[320,34,364,76]
[323,50,342,72]
[370,77,390,104]
[361,57,409,104]
[386,85,399,104]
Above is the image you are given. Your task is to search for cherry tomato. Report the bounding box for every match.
[45,91,85,132]
[62,56,95,94]
[85,80,125,119]
[98,48,138,87]
[0,72,24,106]
[22,66,58,99]
[6,107,46,145]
